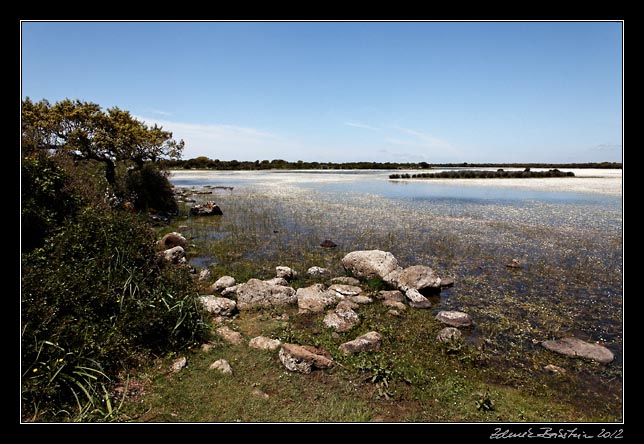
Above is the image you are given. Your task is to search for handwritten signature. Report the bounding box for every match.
[490,427,623,439]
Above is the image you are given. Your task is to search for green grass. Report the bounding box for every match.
[117,184,622,423]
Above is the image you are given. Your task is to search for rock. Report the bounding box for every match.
[200,342,217,352]
[216,326,244,345]
[275,266,298,281]
[320,239,337,248]
[440,277,455,288]
[306,266,331,279]
[348,295,373,305]
[263,277,289,286]
[160,246,186,265]
[395,265,442,292]
[436,311,473,327]
[296,284,340,314]
[323,300,360,332]
[157,232,188,250]
[190,201,223,216]
[329,276,362,286]
[339,331,383,355]
[171,357,187,373]
[210,276,236,293]
[199,296,237,317]
[378,290,405,302]
[505,259,522,268]
[382,300,407,311]
[209,359,233,375]
[541,337,614,364]
[405,288,432,309]
[236,278,297,310]
[198,268,212,281]
[436,327,463,344]
[341,250,399,281]
[248,336,282,351]
[382,268,403,288]
[221,284,241,297]
[387,309,403,317]
[328,284,363,298]
[278,344,334,374]
[251,388,270,399]
[544,364,567,375]
[177,225,189,231]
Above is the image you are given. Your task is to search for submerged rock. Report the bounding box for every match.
[190,201,223,216]
[541,337,614,364]
[320,239,337,248]
[436,310,473,327]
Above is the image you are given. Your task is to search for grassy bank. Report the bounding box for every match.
[117,184,622,423]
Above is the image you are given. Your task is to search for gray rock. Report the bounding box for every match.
[541,337,614,364]
[341,250,399,280]
[278,344,334,374]
[190,201,223,216]
[339,331,383,355]
[209,359,233,375]
[221,284,241,297]
[405,288,432,308]
[199,296,237,317]
[436,327,463,343]
[306,266,331,279]
[210,276,236,293]
[323,300,360,332]
[157,232,188,250]
[248,336,282,351]
[296,284,339,314]
[276,266,298,280]
[544,364,567,375]
[198,268,212,281]
[506,258,522,268]
[440,277,455,288]
[328,284,363,298]
[387,309,403,317]
[171,356,187,373]
[383,299,407,311]
[348,295,373,305]
[251,388,270,399]
[236,278,297,310]
[436,311,473,327]
[329,276,362,286]
[382,268,403,288]
[378,290,405,302]
[263,277,289,286]
[396,265,442,292]
[160,246,186,265]
[319,239,337,248]
[216,326,244,345]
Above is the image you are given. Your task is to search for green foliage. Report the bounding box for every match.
[389,169,576,179]
[119,163,178,214]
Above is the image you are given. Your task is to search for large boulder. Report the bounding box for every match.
[157,232,188,250]
[341,250,399,280]
[236,278,297,310]
[541,337,614,364]
[190,201,223,216]
[395,265,442,292]
[339,331,383,355]
[199,296,237,317]
[296,284,340,314]
[278,344,334,374]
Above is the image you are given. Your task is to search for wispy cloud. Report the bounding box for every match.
[150,109,173,117]
[344,121,380,131]
[593,143,622,151]
[391,126,452,149]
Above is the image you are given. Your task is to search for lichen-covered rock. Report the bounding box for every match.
[236,278,297,310]
[209,359,233,375]
[210,276,236,293]
[278,344,334,373]
[436,327,463,344]
[541,337,614,364]
[339,331,383,355]
[296,284,339,314]
[341,250,399,280]
[248,336,282,351]
[199,296,237,317]
[157,232,188,250]
[306,266,331,279]
[436,311,473,327]
[171,356,187,373]
[216,326,244,345]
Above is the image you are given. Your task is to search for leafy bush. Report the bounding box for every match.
[21,204,207,421]
[118,163,178,214]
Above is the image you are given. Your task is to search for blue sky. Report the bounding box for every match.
[21,21,623,163]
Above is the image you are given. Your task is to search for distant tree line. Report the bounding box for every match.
[389,169,576,179]
[160,157,621,171]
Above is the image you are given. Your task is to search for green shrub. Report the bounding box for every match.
[21,206,208,421]
[119,163,178,214]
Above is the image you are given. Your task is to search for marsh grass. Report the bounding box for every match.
[127,181,622,422]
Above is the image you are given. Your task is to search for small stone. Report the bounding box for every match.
[278,344,334,373]
[199,296,237,317]
[200,342,217,352]
[171,357,187,373]
[209,359,233,375]
[198,269,212,281]
[210,276,236,293]
[378,290,405,302]
[248,336,282,351]
[251,388,270,399]
[306,266,331,279]
[436,327,463,343]
[329,276,361,286]
[339,331,383,355]
[276,266,298,280]
[328,284,363,298]
[216,326,244,345]
[348,295,373,304]
[383,300,407,311]
[320,239,337,248]
[506,259,522,268]
[544,364,567,375]
[435,310,473,327]
[387,309,402,317]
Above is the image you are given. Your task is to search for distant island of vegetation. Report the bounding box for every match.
[389,168,576,180]
[160,157,621,171]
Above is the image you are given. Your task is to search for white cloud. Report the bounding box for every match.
[150,109,173,117]
[344,121,380,131]
[391,126,453,149]
[593,143,622,151]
